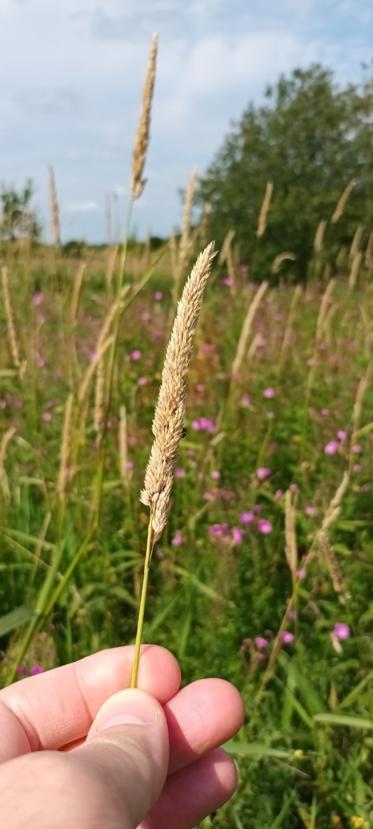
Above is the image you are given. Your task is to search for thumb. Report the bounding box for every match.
[78,689,169,829]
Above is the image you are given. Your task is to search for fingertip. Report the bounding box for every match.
[137,645,181,703]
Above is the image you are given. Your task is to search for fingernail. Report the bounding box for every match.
[94,689,160,732]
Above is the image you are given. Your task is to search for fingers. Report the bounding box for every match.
[141,748,238,829]
[0,645,181,761]
[0,691,169,829]
[164,678,245,773]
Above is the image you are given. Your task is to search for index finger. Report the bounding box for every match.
[0,645,181,762]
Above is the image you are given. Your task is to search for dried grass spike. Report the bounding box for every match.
[49,165,61,246]
[257,181,273,238]
[141,242,216,539]
[130,33,158,200]
[331,179,356,224]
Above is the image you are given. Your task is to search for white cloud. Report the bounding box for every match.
[0,0,370,241]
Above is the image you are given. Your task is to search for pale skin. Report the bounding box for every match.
[0,645,245,828]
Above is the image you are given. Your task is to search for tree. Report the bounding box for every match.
[198,65,373,281]
[0,179,41,242]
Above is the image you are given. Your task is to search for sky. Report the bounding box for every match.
[0,0,372,243]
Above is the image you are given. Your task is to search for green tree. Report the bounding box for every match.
[0,179,41,242]
[199,64,373,281]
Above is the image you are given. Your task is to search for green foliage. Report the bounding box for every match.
[0,179,41,242]
[199,64,373,281]
[0,245,372,827]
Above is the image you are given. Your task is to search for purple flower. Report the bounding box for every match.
[352,444,362,454]
[240,511,254,525]
[208,523,229,539]
[42,412,52,423]
[126,461,134,471]
[305,504,318,517]
[296,567,306,580]
[30,664,44,675]
[195,383,205,394]
[280,631,295,646]
[130,350,141,361]
[154,290,163,301]
[258,518,272,535]
[324,440,339,456]
[138,376,148,386]
[263,387,275,399]
[32,291,44,306]
[290,483,299,494]
[256,467,271,481]
[172,530,184,547]
[175,467,185,479]
[231,527,244,545]
[203,491,215,501]
[337,429,347,441]
[240,393,251,408]
[255,636,269,650]
[274,489,283,500]
[211,470,221,480]
[353,464,362,473]
[320,408,330,417]
[333,622,350,641]
[192,417,216,433]
[222,276,234,287]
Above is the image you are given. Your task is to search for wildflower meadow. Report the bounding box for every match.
[0,35,372,829]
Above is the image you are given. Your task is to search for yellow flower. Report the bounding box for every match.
[294,749,305,759]
[351,817,367,829]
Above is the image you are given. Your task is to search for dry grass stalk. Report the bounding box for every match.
[365,231,373,269]
[93,357,106,445]
[48,165,61,246]
[315,278,336,342]
[176,168,198,289]
[314,220,327,253]
[284,489,298,581]
[141,241,216,540]
[105,192,113,245]
[348,251,362,290]
[218,229,236,267]
[256,181,273,238]
[70,263,86,324]
[316,530,350,603]
[231,281,268,380]
[57,394,74,501]
[331,179,356,223]
[78,336,113,404]
[1,267,22,371]
[321,471,350,533]
[130,32,158,200]
[169,233,178,281]
[105,245,119,295]
[247,332,261,362]
[271,252,297,275]
[119,404,129,488]
[277,284,302,373]
[349,224,364,261]
[0,427,16,497]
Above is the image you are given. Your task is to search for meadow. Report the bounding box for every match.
[0,231,372,828]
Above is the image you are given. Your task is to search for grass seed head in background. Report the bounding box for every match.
[141,241,216,540]
[130,32,158,201]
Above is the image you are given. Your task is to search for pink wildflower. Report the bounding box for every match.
[255,637,269,650]
[240,511,254,525]
[280,631,295,646]
[32,291,44,306]
[305,504,317,517]
[175,467,185,479]
[172,530,184,546]
[240,393,251,408]
[42,412,52,423]
[256,467,271,481]
[263,387,275,399]
[30,664,44,675]
[333,622,350,640]
[211,470,221,480]
[130,350,141,361]
[231,527,244,545]
[154,290,163,301]
[258,518,272,535]
[138,377,148,386]
[324,440,339,456]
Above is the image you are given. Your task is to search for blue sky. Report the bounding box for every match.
[0,0,371,242]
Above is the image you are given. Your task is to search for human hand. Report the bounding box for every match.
[0,645,244,828]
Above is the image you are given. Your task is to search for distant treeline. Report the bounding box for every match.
[198,63,373,281]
